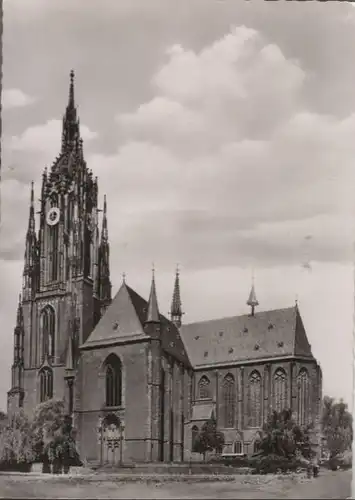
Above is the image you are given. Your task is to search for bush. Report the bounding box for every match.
[193,418,225,461]
[248,454,305,475]
[327,450,352,471]
[0,411,35,468]
[32,399,81,472]
[220,455,249,468]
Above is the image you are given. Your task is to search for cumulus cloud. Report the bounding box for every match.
[2,89,35,110]
[99,27,354,271]
[10,119,97,155]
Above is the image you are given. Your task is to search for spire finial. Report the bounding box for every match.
[69,69,75,108]
[122,272,126,283]
[171,264,183,327]
[146,265,160,324]
[247,271,259,317]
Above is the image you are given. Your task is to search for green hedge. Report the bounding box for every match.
[0,461,32,473]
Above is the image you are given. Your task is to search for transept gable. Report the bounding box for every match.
[82,282,148,349]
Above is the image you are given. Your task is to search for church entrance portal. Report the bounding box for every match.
[99,414,123,466]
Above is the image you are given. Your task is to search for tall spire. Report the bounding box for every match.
[146,266,160,324]
[61,70,79,153]
[171,264,183,328]
[23,182,38,301]
[101,195,108,243]
[27,181,35,235]
[247,272,259,317]
[98,195,111,312]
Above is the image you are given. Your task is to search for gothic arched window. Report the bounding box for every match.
[197,375,211,400]
[273,368,287,412]
[233,439,243,454]
[39,367,53,402]
[192,425,199,451]
[40,306,55,361]
[253,439,261,454]
[248,370,262,427]
[297,368,309,426]
[105,354,122,407]
[221,373,236,428]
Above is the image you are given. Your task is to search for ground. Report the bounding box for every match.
[0,469,351,499]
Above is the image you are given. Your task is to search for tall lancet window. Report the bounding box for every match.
[221,373,236,428]
[248,370,262,427]
[49,196,59,282]
[40,306,55,361]
[104,354,122,407]
[297,368,310,426]
[197,375,211,400]
[273,368,287,412]
[39,367,53,402]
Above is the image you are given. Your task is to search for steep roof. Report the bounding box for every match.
[82,282,149,349]
[180,306,314,368]
[81,282,191,367]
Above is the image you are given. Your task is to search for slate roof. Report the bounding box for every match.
[180,306,313,368]
[82,282,191,367]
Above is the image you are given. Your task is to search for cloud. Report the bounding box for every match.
[99,27,355,271]
[10,119,97,155]
[3,26,354,273]
[115,27,305,160]
[2,89,35,110]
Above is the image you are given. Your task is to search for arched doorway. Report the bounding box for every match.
[99,414,122,466]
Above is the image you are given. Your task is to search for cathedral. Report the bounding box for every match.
[7,72,322,465]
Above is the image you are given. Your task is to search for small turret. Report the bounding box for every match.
[247,273,259,317]
[170,265,183,328]
[23,181,38,301]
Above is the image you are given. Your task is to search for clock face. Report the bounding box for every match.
[46,207,60,226]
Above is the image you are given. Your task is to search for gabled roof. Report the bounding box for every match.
[81,282,191,367]
[180,306,314,368]
[82,282,149,349]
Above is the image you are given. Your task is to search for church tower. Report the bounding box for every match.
[8,71,112,415]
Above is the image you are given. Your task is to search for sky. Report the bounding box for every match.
[1,0,355,411]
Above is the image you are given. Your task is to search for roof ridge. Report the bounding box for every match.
[182,305,297,327]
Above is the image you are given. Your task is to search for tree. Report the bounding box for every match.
[31,399,79,474]
[321,396,352,459]
[259,409,313,460]
[193,417,225,461]
[0,410,35,468]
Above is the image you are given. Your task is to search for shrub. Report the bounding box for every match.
[248,454,305,475]
[31,399,80,472]
[193,418,225,461]
[322,396,352,460]
[0,410,35,469]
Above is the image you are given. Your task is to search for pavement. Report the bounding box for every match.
[0,467,351,499]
